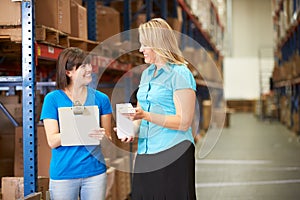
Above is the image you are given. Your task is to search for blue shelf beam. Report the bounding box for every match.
[171,0,178,18]
[123,0,132,40]
[86,0,97,41]
[22,1,37,197]
[123,0,132,31]
[145,0,153,21]
[160,0,168,19]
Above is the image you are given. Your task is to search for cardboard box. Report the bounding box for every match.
[110,0,143,13]
[96,5,120,42]
[0,134,15,159]
[0,159,14,188]
[202,100,212,130]
[71,0,88,39]
[14,126,51,178]
[25,192,42,200]
[1,176,49,200]
[106,167,116,200]
[35,0,71,34]
[131,14,147,29]
[0,95,21,128]
[3,104,22,123]
[0,0,21,25]
[72,0,83,5]
[167,17,183,32]
[0,95,19,104]
[167,6,183,32]
[110,157,131,200]
[0,103,22,135]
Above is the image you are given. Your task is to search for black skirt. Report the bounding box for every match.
[131,140,196,200]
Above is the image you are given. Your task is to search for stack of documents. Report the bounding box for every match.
[116,103,135,139]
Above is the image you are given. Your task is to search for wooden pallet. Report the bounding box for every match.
[0,26,21,42]
[0,25,102,54]
[35,25,69,48]
[0,35,14,42]
[68,36,99,52]
[0,25,69,48]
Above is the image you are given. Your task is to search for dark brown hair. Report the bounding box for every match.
[56,47,90,89]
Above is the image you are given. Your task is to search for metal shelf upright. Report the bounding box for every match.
[22,0,37,196]
[86,0,97,41]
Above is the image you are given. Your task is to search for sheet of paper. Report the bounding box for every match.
[116,103,135,139]
[58,106,100,146]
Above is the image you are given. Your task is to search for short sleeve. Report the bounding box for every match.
[172,65,196,91]
[96,91,112,115]
[40,92,59,121]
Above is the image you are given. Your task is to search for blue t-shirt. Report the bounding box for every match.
[136,63,196,154]
[40,87,112,180]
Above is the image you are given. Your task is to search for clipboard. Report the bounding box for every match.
[58,105,100,146]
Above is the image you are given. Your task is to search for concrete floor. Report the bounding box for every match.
[195,113,300,200]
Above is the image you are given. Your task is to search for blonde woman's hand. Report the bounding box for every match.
[133,107,146,120]
[113,127,134,143]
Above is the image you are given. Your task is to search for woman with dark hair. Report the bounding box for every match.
[40,47,112,200]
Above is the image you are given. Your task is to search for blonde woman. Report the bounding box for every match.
[120,18,197,199]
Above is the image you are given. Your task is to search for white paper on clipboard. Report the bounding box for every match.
[58,106,100,146]
[116,103,135,139]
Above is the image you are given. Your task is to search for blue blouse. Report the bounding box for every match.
[136,63,196,154]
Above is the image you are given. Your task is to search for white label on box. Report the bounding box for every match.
[48,46,54,54]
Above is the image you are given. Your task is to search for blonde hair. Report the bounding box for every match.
[138,18,186,65]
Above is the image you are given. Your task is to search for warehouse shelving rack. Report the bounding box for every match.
[85,0,223,56]
[272,0,300,134]
[84,0,181,39]
[0,0,225,197]
[273,0,300,87]
[84,0,225,133]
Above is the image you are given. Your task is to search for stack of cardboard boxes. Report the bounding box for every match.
[1,177,49,200]
[0,0,87,40]
[0,95,22,189]
[0,0,124,43]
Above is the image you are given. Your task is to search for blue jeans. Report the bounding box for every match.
[49,173,107,200]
